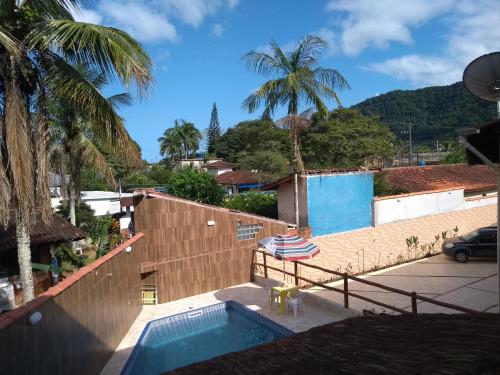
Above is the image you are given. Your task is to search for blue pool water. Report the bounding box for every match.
[121,301,293,374]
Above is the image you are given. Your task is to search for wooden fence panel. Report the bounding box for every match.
[0,235,144,375]
[134,196,288,303]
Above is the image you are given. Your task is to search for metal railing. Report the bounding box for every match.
[253,249,479,315]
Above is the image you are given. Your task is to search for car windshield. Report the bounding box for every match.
[462,230,480,241]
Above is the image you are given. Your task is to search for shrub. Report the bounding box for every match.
[167,167,225,206]
[222,190,278,219]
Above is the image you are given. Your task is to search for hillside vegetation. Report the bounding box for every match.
[353,82,497,147]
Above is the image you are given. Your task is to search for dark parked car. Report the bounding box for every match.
[442,227,497,263]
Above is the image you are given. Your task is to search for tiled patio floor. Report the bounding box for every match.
[258,204,496,283]
[309,254,498,314]
[101,280,357,375]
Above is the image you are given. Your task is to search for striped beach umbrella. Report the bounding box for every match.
[259,235,320,261]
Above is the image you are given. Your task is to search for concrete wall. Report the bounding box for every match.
[373,189,496,226]
[307,172,374,237]
[276,177,308,227]
[51,191,133,216]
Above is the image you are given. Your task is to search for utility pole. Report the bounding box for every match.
[409,123,413,166]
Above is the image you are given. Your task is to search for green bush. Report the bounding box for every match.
[222,190,278,219]
[167,168,224,206]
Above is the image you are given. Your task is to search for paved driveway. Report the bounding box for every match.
[259,204,496,284]
[310,254,498,314]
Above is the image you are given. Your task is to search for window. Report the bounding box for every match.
[480,232,496,244]
[236,222,263,240]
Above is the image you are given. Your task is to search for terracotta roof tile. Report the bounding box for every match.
[383,164,496,193]
[215,171,269,185]
[203,160,237,169]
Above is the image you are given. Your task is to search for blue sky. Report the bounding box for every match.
[75,0,500,161]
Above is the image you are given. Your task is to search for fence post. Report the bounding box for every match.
[294,262,298,286]
[411,292,417,314]
[263,252,268,278]
[250,250,256,282]
[343,273,349,308]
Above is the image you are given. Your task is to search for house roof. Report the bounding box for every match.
[169,313,500,375]
[215,171,269,186]
[0,211,87,252]
[262,168,372,190]
[202,160,236,169]
[383,164,496,193]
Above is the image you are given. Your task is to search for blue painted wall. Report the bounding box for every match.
[306,172,373,237]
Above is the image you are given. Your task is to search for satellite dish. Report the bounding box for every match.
[463,52,500,118]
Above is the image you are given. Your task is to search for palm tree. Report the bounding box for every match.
[51,64,141,227]
[158,120,201,161]
[0,1,153,303]
[242,34,349,172]
[158,125,183,161]
[177,120,202,158]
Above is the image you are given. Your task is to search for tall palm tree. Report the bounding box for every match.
[177,120,202,158]
[158,120,201,161]
[158,126,183,161]
[51,64,141,227]
[0,0,153,303]
[242,34,349,171]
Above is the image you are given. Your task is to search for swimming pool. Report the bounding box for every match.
[121,301,294,374]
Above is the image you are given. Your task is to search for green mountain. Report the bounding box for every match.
[352,82,497,148]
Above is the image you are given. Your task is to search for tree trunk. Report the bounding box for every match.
[16,211,35,303]
[69,183,76,226]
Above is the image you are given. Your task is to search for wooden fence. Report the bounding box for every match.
[134,194,288,303]
[0,234,145,375]
[254,249,479,315]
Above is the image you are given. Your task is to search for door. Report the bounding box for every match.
[475,232,497,257]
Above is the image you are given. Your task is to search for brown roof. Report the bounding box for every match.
[215,171,268,185]
[0,211,87,252]
[383,164,496,193]
[170,313,500,375]
[263,168,372,190]
[203,160,236,169]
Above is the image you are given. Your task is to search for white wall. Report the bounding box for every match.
[51,191,134,216]
[374,189,496,226]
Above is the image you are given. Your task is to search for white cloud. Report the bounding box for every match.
[71,7,103,24]
[315,28,337,57]
[364,55,461,86]
[326,0,454,56]
[211,23,224,37]
[362,0,500,86]
[76,0,239,44]
[156,0,238,27]
[98,1,177,43]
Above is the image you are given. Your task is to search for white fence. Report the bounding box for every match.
[373,188,496,226]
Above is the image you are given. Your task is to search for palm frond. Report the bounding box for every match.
[242,79,283,115]
[0,24,19,55]
[27,19,154,97]
[242,50,283,77]
[313,67,350,91]
[33,88,52,221]
[0,154,10,227]
[4,77,34,218]
[79,134,117,188]
[20,0,79,20]
[108,92,133,109]
[41,52,126,143]
[295,35,327,68]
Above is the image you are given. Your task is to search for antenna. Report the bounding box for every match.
[463,51,500,118]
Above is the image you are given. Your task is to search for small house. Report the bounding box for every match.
[216,170,270,194]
